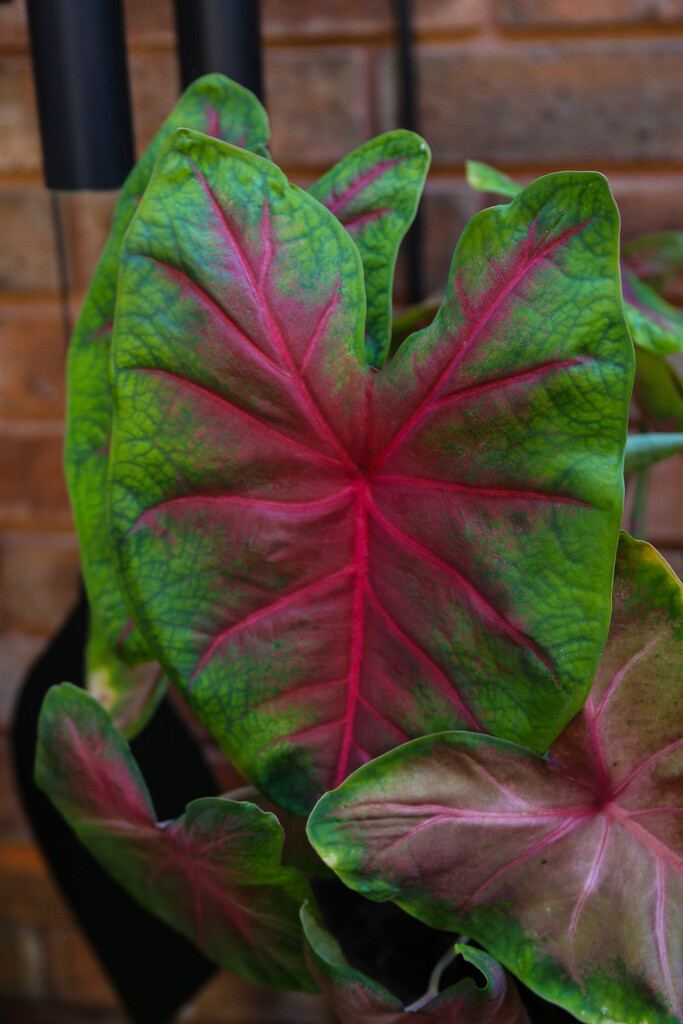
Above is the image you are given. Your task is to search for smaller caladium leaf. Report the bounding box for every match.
[623,231,683,290]
[308,534,683,1023]
[624,432,683,475]
[301,904,530,1024]
[35,684,317,993]
[310,131,429,368]
[634,349,683,431]
[465,161,521,199]
[86,612,166,738]
[622,262,683,355]
[66,73,270,705]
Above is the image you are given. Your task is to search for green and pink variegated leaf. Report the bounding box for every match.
[65,74,270,733]
[308,534,683,1024]
[35,684,316,992]
[465,159,683,356]
[301,904,529,1024]
[621,262,683,355]
[309,131,429,367]
[107,128,632,814]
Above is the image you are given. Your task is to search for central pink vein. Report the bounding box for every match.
[335,481,370,787]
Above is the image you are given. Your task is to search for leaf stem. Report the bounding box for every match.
[404,943,459,1012]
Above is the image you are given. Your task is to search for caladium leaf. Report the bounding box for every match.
[623,231,683,290]
[634,349,683,432]
[622,262,683,355]
[301,904,530,1024]
[308,534,683,1024]
[86,611,166,738]
[35,683,317,992]
[624,432,683,475]
[65,73,270,708]
[465,161,521,200]
[107,128,632,814]
[309,131,429,368]
[464,160,683,356]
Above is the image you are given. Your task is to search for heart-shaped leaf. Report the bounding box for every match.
[624,432,683,475]
[309,131,429,368]
[35,683,317,992]
[107,128,632,814]
[65,74,270,733]
[308,534,683,1024]
[301,904,530,1024]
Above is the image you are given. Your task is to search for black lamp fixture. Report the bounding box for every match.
[26,0,134,190]
[173,0,263,100]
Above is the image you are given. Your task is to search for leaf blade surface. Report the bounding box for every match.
[35,684,316,992]
[308,534,683,1023]
[108,134,633,813]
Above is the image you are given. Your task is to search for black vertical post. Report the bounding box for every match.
[394,0,424,304]
[26,0,134,190]
[173,0,263,101]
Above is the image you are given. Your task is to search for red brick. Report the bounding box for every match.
[129,49,180,157]
[0,56,41,174]
[47,927,118,1009]
[377,41,683,168]
[267,49,371,168]
[124,0,175,47]
[0,0,29,49]
[0,735,29,835]
[608,174,683,242]
[0,533,80,634]
[0,426,72,530]
[264,0,482,40]
[635,454,683,547]
[60,191,118,294]
[0,924,46,1000]
[497,0,683,29]
[0,632,45,729]
[0,188,58,294]
[0,307,67,419]
[0,841,71,925]
[421,179,486,295]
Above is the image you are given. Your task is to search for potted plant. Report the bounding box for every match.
[33,73,682,1024]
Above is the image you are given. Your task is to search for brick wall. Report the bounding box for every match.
[1,1,682,1021]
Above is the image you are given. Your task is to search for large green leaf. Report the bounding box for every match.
[310,131,429,368]
[107,128,632,814]
[308,534,683,1024]
[65,74,270,734]
[35,684,316,992]
[301,904,530,1023]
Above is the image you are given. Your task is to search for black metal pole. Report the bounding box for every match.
[173,0,263,101]
[394,0,424,305]
[26,0,134,190]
